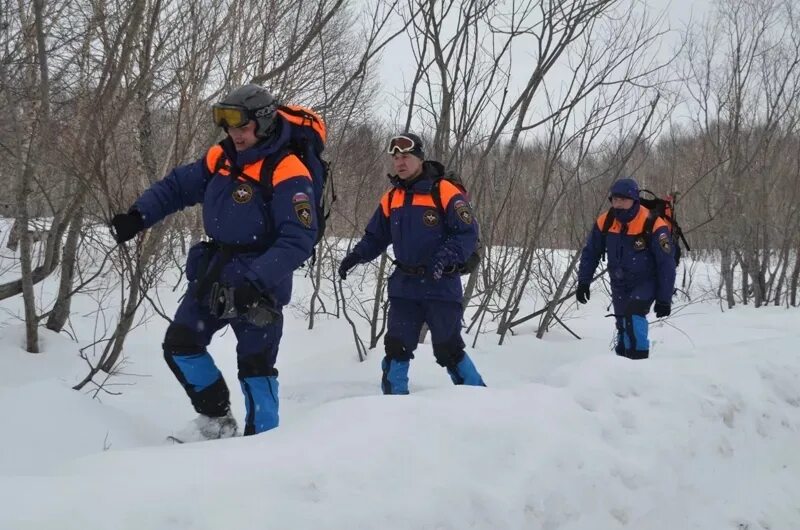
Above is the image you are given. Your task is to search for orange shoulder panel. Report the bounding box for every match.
[241,160,264,182]
[652,216,670,232]
[380,191,392,217]
[438,180,463,209]
[272,154,312,187]
[380,189,406,216]
[596,210,608,230]
[205,145,224,174]
[627,208,649,234]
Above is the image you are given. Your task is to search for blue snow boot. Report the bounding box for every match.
[240,375,279,435]
[447,353,486,386]
[381,357,410,395]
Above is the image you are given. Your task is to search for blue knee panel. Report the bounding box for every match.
[240,376,279,434]
[172,352,222,392]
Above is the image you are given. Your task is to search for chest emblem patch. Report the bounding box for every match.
[232,182,253,204]
[633,237,646,250]
[423,209,439,227]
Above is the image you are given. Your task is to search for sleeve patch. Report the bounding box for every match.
[658,232,672,254]
[293,192,313,229]
[454,199,473,224]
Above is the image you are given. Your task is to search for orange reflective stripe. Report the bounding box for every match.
[390,189,405,210]
[241,160,263,182]
[597,206,658,235]
[438,181,462,210]
[277,106,327,143]
[596,210,611,231]
[412,195,436,208]
[205,145,224,174]
[272,154,311,187]
[652,216,669,232]
[380,192,391,217]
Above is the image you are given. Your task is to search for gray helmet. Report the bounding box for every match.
[218,84,279,138]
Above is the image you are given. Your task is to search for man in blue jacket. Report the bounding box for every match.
[576,178,676,360]
[339,133,485,394]
[111,84,317,439]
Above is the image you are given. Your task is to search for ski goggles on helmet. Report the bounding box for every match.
[212,104,251,129]
[386,135,417,155]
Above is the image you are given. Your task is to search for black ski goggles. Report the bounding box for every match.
[386,135,417,155]
[212,104,251,129]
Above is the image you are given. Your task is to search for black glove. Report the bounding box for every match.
[338,253,362,280]
[233,282,262,313]
[576,283,590,304]
[654,300,671,318]
[111,210,144,244]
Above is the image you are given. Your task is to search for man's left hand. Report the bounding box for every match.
[654,300,671,318]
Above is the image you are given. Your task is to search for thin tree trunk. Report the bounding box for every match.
[369,253,389,349]
[721,248,736,308]
[536,250,581,339]
[46,210,84,331]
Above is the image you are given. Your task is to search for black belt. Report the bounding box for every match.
[195,239,272,301]
[393,260,457,277]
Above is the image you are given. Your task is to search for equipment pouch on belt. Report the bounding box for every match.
[208,282,279,327]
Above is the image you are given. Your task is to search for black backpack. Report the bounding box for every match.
[599,190,690,266]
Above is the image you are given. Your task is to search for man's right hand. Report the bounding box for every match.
[338,253,362,280]
[576,283,590,304]
[111,211,144,244]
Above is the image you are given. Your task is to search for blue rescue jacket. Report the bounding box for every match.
[577,204,676,303]
[351,161,478,302]
[133,120,317,305]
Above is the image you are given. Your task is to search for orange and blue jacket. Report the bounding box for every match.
[133,121,316,305]
[350,161,478,302]
[578,203,676,303]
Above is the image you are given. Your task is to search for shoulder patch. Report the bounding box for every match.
[454,199,473,224]
[293,192,313,229]
[658,232,671,254]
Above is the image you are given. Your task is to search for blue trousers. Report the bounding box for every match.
[163,282,282,435]
[382,297,485,394]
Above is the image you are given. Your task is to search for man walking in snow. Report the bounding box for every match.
[576,177,676,359]
[110,84,318,440]
[338,133,485,393]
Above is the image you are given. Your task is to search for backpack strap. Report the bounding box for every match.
[257,146,294,202]
[431,178,445,214]
[643,210,657,238]
[599,208,615,262]
[386,188,397,217]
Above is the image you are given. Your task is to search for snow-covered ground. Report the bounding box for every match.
[1,244,799,530]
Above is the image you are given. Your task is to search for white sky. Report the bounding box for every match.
[371,0,715,135]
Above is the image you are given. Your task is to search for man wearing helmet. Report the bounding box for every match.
[111,84,317,440]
